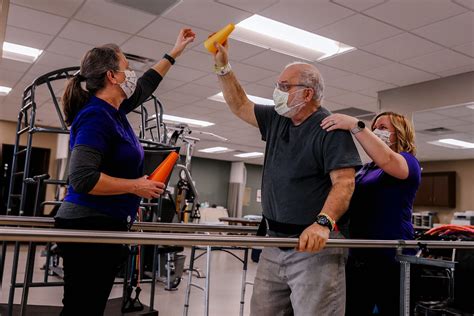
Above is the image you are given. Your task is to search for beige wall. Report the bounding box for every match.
[415,159,474,223]
[0,120,59,214]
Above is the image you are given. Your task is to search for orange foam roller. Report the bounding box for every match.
[148,151,179,183]
[204,23,235,54]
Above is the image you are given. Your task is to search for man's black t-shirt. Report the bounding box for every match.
[254,104,361,226]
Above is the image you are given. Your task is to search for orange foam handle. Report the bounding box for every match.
[148,151,179,183]
[204,23,235,53]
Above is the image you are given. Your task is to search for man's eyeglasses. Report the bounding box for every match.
[275,82,309,93]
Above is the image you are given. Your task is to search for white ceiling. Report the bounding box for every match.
[0,0,473,165]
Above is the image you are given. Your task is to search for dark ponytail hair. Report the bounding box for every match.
[62,44,122,126]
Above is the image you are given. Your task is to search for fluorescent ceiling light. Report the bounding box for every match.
[209,92,274,106]
[428,138,474,149]
[234,152,264,158]
[198,146,231,153]
[467,104,474,110]
[2,42,43,63]
[0,86,12,96]
[232,15,354,61]
[162,114,214,127]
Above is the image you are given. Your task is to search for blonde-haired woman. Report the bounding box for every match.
[321,112,421,316]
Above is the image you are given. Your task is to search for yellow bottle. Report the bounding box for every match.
[204,23,235,54]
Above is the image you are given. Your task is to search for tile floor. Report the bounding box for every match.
[0,244,258,315]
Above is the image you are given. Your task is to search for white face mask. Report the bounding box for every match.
[273,88,306,118]
[373,128,394,146]
[117,69,137,99]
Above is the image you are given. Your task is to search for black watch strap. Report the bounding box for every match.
[163,53,175,65]
[315,214,333,231]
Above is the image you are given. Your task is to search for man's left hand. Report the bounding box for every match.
[297,223,330,252]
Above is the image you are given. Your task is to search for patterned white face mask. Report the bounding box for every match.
[273,88,306,118]
[373,128,394,146]
[117,70,137,99]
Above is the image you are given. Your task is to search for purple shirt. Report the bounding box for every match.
[348,152,421,259]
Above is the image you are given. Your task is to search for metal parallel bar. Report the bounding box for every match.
[399,260,410,316]
[7,242,20,316]
[183,246,196,316]
[1,227,474,249]
[0,216,258,234]
[204,246,211,316]
[0,241,6,288]
[239,248,249,316]
[20,242,36,316]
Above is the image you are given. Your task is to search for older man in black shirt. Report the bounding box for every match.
[210,41,361,315]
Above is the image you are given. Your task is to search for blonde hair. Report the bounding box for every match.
[371,112,417,155]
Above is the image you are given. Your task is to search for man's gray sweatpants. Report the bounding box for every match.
[250,237,346,316]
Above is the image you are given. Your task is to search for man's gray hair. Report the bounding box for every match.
[285,62,324,102]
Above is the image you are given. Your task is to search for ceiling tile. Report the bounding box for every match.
[452,0,474,10]
[160,90,202,105]
[331,0,387,12]
[5,26,54,50]
[216,0,279,13]
[321,50,392,73]
[0,70,24,87]
[193,99,229,111]
[35,51,79,70]
[120,37,174,60]
[164,0,252,32]
[327,92,376,107]
[241,50,306,72]
[362,62,439,86]
[7,4,68,35]
[324,74,386,91]
[175,83,221,98]
[243,83,275,99]
[155,78,186,94]
[364,0,466,30]
[363,33,444,61]
[232,62,278,83]
[60,20,130,46]
[453,42,474,58]
[193,38,267,62]
[413,12,474,47]
[138,17,208,49]
[316,14,402,47]
[164,65,208,82]
[357,81,395,98]
[11,0,84,17]
[429,117,473,128]
[436,63,474,77]
[175,50,214,72]
[259,0,354,32]
[322,85,352,98]
[434,105,474,118]
[403,49,474,74]
[313,63,352,80]
[46,38,94,59]
[75,0,156,33]
[0,58,30,73]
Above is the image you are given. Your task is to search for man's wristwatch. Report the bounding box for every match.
[315,213,335,231]
[214,63,232,76]
[350,120,365,135]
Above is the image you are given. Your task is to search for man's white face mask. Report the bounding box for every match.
[273,88,306,118]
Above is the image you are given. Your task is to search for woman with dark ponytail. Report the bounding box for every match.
[55,29,195,316]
